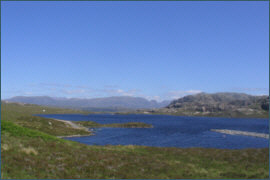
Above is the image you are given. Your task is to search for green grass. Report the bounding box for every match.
[1,101,86,117]
[1,102,269,179]
[1,102,91,136]
[16,116,91,136]
[1,120,61,142]
[75,121,153,128]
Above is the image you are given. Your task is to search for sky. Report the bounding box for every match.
[1,1,269,101]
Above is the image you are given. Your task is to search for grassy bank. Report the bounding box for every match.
[156,110,269,119]
[2,120,269,179]
[74,121,153,128]
[1,102,91,136]
[1,102,269,179]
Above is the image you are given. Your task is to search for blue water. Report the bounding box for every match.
[37,114,269,149]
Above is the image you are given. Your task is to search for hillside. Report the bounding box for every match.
[145,93,269,118]
[6,96,170,111]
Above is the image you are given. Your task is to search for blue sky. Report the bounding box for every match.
[1,1,269,101]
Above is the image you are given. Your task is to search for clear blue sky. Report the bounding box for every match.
[1,1,269,101]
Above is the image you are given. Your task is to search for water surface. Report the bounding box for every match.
[38,114,269,149]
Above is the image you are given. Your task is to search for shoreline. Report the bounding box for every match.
[57,134,93,138]
[98,112,269,120]
[52,118,90,132]
[52,118,93,138]
[40,112,269,120]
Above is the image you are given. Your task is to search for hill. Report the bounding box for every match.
[5,96,170,111]
[144,92,269,118]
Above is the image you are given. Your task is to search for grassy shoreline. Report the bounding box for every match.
[1,102,269,179]
[116,111,269,119]
[2,120,269,179]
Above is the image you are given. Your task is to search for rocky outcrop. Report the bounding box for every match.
[145,93,269,118]
[167,92,268,111]
[166,93,268,112]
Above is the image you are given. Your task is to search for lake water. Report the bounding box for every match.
[38,114,269,149]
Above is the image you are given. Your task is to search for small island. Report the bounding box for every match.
[74,121,153,128]
[211,129,269,139]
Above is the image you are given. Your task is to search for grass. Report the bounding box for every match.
[1,101,86,118]
[1,120,61,142]
[148,110,269,119]
[75,121,153,128]
[1,102,269,179]
[1,102,91,136]
[16,116,91,136]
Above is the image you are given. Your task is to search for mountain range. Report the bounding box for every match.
[4,92,269,117]
[5,96,170,112]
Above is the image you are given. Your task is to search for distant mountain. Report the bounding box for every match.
[5,96,170,111]
[144,92,269,118]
